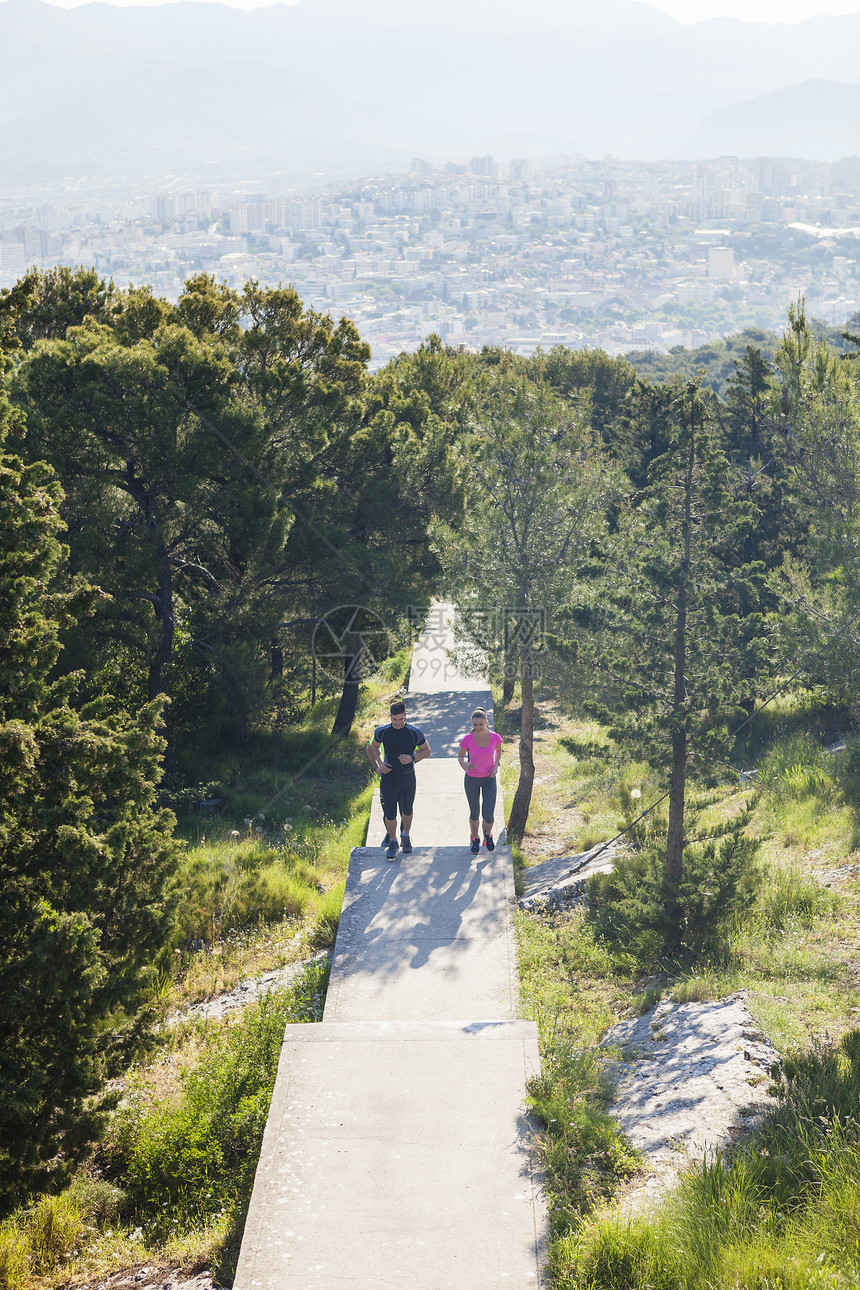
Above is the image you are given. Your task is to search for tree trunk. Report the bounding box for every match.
[332,643,361,737]
[665,726,686,920]
[665,410,695,939]
[665,604,688,895]
[502,667,515,708]
[148,535,175,773]
[664,632,688,940]
[148,542,174,703]
[506,652,535,844]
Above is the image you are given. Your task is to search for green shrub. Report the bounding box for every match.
[587,830,759,960]
[611,781,667,849]
[103,959,328,1236]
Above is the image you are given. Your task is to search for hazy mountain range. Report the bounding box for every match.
[1,0,859,185]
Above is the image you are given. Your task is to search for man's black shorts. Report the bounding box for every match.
[380,772,416,819]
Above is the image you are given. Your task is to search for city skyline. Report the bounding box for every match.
[4,153,859,368]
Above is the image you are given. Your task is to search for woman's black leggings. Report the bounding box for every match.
[464,774,497,824]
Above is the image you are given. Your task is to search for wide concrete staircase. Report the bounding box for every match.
[234,609,544,1288]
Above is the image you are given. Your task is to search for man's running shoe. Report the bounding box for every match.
[484,833,495,851]
[386,837,398,861]
[400,832,413,854]
[470,836,480,854]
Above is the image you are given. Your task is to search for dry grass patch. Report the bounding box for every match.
[168,919,310,1011]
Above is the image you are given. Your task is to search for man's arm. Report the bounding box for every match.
[367,738,390,774]
[414,740,431,764]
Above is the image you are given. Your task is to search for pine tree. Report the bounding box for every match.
[593,379,765,939]
[435,372,609,843]
[0,363,179,1208]
[768,303,860,704]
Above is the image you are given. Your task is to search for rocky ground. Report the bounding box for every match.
[165,950,331,1026]
[516,841,623,912]
[602,993,781,1213]
[76,1266,220,1290]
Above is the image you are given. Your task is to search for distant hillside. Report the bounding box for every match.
[626,329,778,394]
[2,0,860,181]
[685,79,860,161]
[626,317,860,394]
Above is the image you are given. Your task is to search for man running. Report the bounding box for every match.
[367,700,431,860]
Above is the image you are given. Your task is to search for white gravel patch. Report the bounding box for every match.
[602,991,780,1211]
[81,1267,220,1290]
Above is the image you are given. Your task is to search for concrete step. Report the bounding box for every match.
[234,1019,543,1290]
[325,846,517,1023]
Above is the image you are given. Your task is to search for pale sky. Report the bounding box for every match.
[33,0,860,19]
[650,0,860,20]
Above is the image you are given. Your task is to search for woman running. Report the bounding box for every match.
[457,707,503,854]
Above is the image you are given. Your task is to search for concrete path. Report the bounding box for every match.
[365,605,498,850]
[325,847,518,1023]
[235,605,544,1290]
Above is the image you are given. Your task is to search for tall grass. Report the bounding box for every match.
[309,880,346,949]
[0,1176,127,1289]
[516,909,640,1231]
[752,862,839,932]
[759,732,838,806]
[164,785,371,987]
[553,1029,860,1289]
[528,1043,642,1233]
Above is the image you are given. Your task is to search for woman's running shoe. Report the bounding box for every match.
[400,832,413,853]
[470,836,480,854]
[484,833,495,851]
[386,837,398,860]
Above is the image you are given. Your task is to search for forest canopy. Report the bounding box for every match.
[2,266,860,1211]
